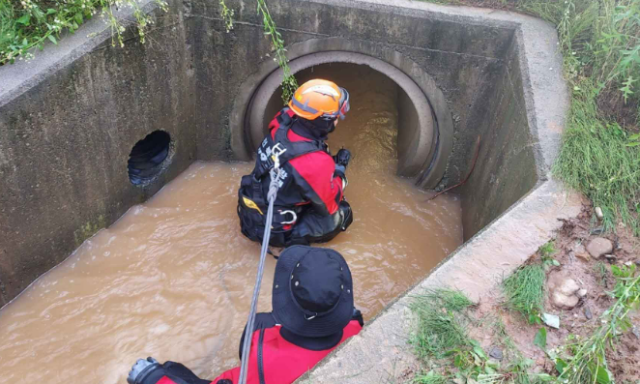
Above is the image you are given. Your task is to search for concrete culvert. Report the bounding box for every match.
[231,46,454,190]
[127,130,172,186]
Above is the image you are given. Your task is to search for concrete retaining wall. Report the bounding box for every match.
[0,0,563,310]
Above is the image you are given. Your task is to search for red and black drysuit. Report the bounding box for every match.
[237,108,353,247]
[131,311,363,384]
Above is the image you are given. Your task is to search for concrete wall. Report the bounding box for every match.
[458,35,539,238]
[0,0,196,304]
[0,0,547,303]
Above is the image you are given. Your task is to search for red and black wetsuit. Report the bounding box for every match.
[133,311,363,384]
[237,108,353,247]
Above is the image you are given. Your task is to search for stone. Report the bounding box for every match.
[552,291,579,310]
[557,278,580,296]
[542,313,560,329]
[604,254,617,261]
[584,307,593,320]
[576,288,587,298]
[595,207,604,220]
[586,237,613,258]
[574,244,591,261]
[489,346,503,361]
[548,272,580,295]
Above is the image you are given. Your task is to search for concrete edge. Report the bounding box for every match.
[299,178,584,383]
[0,0,159,107]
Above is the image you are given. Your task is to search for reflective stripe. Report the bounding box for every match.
[291,98,319,114]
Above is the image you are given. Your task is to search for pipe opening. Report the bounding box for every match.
[127,130,172,186]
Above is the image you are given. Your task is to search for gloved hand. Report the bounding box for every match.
[333,148,351,169]
[128,357,160,384]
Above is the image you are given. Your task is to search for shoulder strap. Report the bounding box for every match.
[273,122,324,166]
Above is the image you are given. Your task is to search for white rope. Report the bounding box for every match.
[238,165,282,384]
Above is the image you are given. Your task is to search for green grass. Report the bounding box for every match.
[0,0,166,65]
[523,0,640,234]
[412,370,449,384]
[502,264,545,323]
[410,289,473,359]
[554,84,640,233]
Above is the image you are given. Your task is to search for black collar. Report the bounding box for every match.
[291,118,332,141]
[279,327,343,351]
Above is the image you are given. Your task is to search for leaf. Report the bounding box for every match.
[75,13,84,25]
[22,38,28,47]
[472,345,487,360]
[47,8,57,15]
[454,353,463,368]
[16,14,30,25]
[595,366,612,384]
[535,373,554,382]
[48,35,57,45]
[555,358,568,374]
[629,133,640,140]
[534,327,547,350]
[626,142,640,147]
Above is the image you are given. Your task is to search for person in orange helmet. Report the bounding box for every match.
[237,79,353,247]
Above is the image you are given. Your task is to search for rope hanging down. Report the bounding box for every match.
[238,158,284,384]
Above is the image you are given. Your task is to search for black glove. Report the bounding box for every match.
[333,148,351,169]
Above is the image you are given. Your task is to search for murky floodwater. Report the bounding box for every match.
[0,65,462,383]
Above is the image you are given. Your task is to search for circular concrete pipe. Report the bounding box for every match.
[230,38,453,189]
[247,52,433,180]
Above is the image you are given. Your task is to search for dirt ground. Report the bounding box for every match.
[466,205,640,382]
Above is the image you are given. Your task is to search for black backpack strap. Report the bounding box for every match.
[273,124,324,166]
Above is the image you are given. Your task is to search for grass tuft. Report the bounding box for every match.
[412,370,449,384]
[502,264,545,323]
[554,84,640,234]
[410,289,473,359]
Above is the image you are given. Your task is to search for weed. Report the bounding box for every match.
[255,0,298,104]
[596,261,610,287]
[410,293,471,359]
[549,264,640,384]
[502,264,545,324]
[412,370,448,384]
[219,0,234,32]
[554,83,640,234]
[538,241,556,259]
[413,288,475,312]
[0,0,168,64]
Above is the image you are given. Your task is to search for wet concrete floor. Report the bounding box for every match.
[0,65,462,383]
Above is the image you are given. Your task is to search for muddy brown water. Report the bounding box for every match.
[0,65,462,383]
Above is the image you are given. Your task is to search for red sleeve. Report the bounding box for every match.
[289,152,343,215]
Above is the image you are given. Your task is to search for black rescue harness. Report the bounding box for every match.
[237,108,326,247]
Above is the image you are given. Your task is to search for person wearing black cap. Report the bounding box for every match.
[127,246,363,384]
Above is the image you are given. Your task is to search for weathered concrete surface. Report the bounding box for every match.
[299,180,583,383]
[0,0,196,304]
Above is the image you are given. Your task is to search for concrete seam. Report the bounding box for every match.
[390,42,505,61]
[185,15,331,37]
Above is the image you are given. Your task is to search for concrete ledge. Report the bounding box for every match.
[299,179,583,383]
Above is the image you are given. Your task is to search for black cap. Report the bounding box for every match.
[272,246,354,337]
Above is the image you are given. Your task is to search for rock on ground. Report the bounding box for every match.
[586,237,613,258]
[548,272,581,310]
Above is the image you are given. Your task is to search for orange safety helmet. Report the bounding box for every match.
[288,79,350,121]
